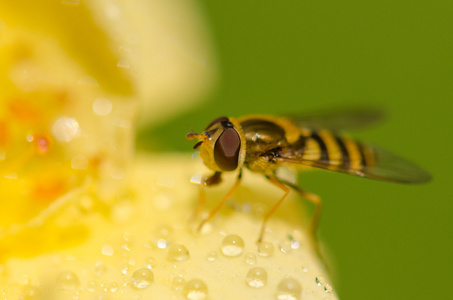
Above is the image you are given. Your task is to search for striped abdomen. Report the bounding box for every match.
[288,128,377,171]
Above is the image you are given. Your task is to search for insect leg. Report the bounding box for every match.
[192,172,222,221]
[278,178,322,243]
[258,173,291,243]
[197,169,242,232]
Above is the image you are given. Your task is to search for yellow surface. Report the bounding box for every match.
[1,155,336,299]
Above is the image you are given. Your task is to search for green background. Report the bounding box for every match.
[139,1,452,299]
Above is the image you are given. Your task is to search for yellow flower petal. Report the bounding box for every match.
[2,155,337,299]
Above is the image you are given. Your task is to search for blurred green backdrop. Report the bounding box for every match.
[138,1,452,299]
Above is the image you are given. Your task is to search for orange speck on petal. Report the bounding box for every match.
[32,177,67,204]
[33,134,51,154]
[9,99,42,123]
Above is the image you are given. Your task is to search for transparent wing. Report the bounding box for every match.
[289,107,384,131]
[276,145,431,184]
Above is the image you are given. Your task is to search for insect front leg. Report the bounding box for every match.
[197,169,243,232]
[192,171,222,221]
[258,173,290,243]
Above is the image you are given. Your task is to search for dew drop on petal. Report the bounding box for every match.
[172,276,186,291]
[109,282,119,292]
[257,242,274,257]
[276,278,301,300]
[206,251,218,262]
[246,267,267,288]
[167,244,190,262]
[146,257,156,269]
[56,271,79,291]
[93,98,112,116]
[183,279,208,300]
[221,234,244,257]
[86,280,97,292]
[244,253,256,265]
[121,264,129,275]
[94,261,106,276]
[52,117,80,142]
[102,244,114,256]
[157,239,168,249]
[315,275,325,286]
[131,267,154,289]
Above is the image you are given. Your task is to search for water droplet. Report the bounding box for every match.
[315,275,325,286]
[121,264,129,275]
[86,280,97,292]
[94,261,106,276]
[146,257,156,269]
[183,279,208,300]
[102,244,114,256]
[279,239,293,253]
[109,282,119,292]
[221,234,244,257]
[56,271,79,290]
[257,242,274,257]
[206,251,218,262]
[246,267,267,288]
[93,98,112,116]
[324,284,333,293]
[156,238,168,249]
[168,244,190,262]
[190,172,203,185]
[289,236,300,250]
[52,117,80,142]
[132,267,154,289]
[276,278,301,300]
[244,253,256,265]
[172,276,186,291]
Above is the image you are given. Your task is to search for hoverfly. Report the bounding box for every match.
[186,109,431,243]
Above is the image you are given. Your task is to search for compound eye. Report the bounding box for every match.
[205,116,229,130]
[214,128,241,171]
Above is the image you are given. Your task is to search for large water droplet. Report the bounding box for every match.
[221,234,244,257]
[131,267,154,289]
[167,244,190,262]
[183,279,208,300]
[276,278,301,300]
[93,98,112,116]
[246,267,267,288]
[56,271,79,290]
[52,117,80,142]
[257,242,274,257]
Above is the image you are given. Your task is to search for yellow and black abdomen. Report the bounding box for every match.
[285,128,378,172]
